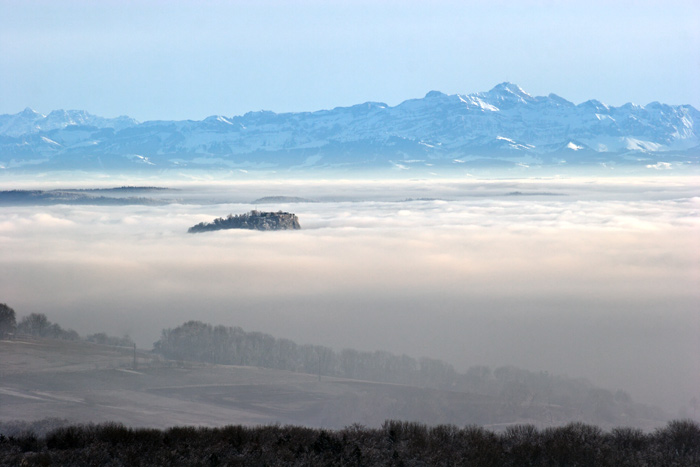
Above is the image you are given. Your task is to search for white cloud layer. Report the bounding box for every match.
[0,177,698,413]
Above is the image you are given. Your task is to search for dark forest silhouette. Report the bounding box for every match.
[1,419,698,466]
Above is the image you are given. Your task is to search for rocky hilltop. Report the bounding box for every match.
[188,210,301,233]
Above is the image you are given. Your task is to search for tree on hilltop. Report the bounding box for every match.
[17,313,50,336]
[0,303,16,338]
[17,313,79,340]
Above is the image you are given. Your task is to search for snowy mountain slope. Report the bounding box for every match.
[0,108,137,138]
[1,83,697,171]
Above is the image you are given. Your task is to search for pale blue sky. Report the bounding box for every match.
[1,0,698,121]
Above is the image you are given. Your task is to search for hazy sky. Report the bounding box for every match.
[1,0,699,120]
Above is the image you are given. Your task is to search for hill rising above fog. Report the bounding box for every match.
[188,211,301,233]
[1,83,697,172]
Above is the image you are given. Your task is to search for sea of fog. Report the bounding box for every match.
[1,176,698,415]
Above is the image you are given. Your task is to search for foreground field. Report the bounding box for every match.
[0,337,666,431]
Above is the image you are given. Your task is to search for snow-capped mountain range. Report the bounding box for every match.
[1,83,698,172]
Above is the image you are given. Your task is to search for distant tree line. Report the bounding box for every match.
[0,306,672,427]
[0,189,163,206]
[15,312,80,341]
[0,303,133,347]
[154,321,451,387]
[1,418,698,466]
[154,320,664,426]
[84,332,135,347]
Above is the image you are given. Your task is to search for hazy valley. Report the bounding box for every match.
[1,177,698,432]
[3,0,699,463]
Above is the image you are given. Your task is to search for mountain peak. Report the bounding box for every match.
[19,107,43,118]
[578,99,609,111]
[544,93,575,107]
[488,82,532,99]
[424,90,447,99]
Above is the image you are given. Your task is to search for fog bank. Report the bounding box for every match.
[1,177,698,414]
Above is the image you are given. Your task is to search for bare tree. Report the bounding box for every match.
[17,313,50,336]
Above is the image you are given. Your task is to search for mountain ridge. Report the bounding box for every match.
[1,83,698,172]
